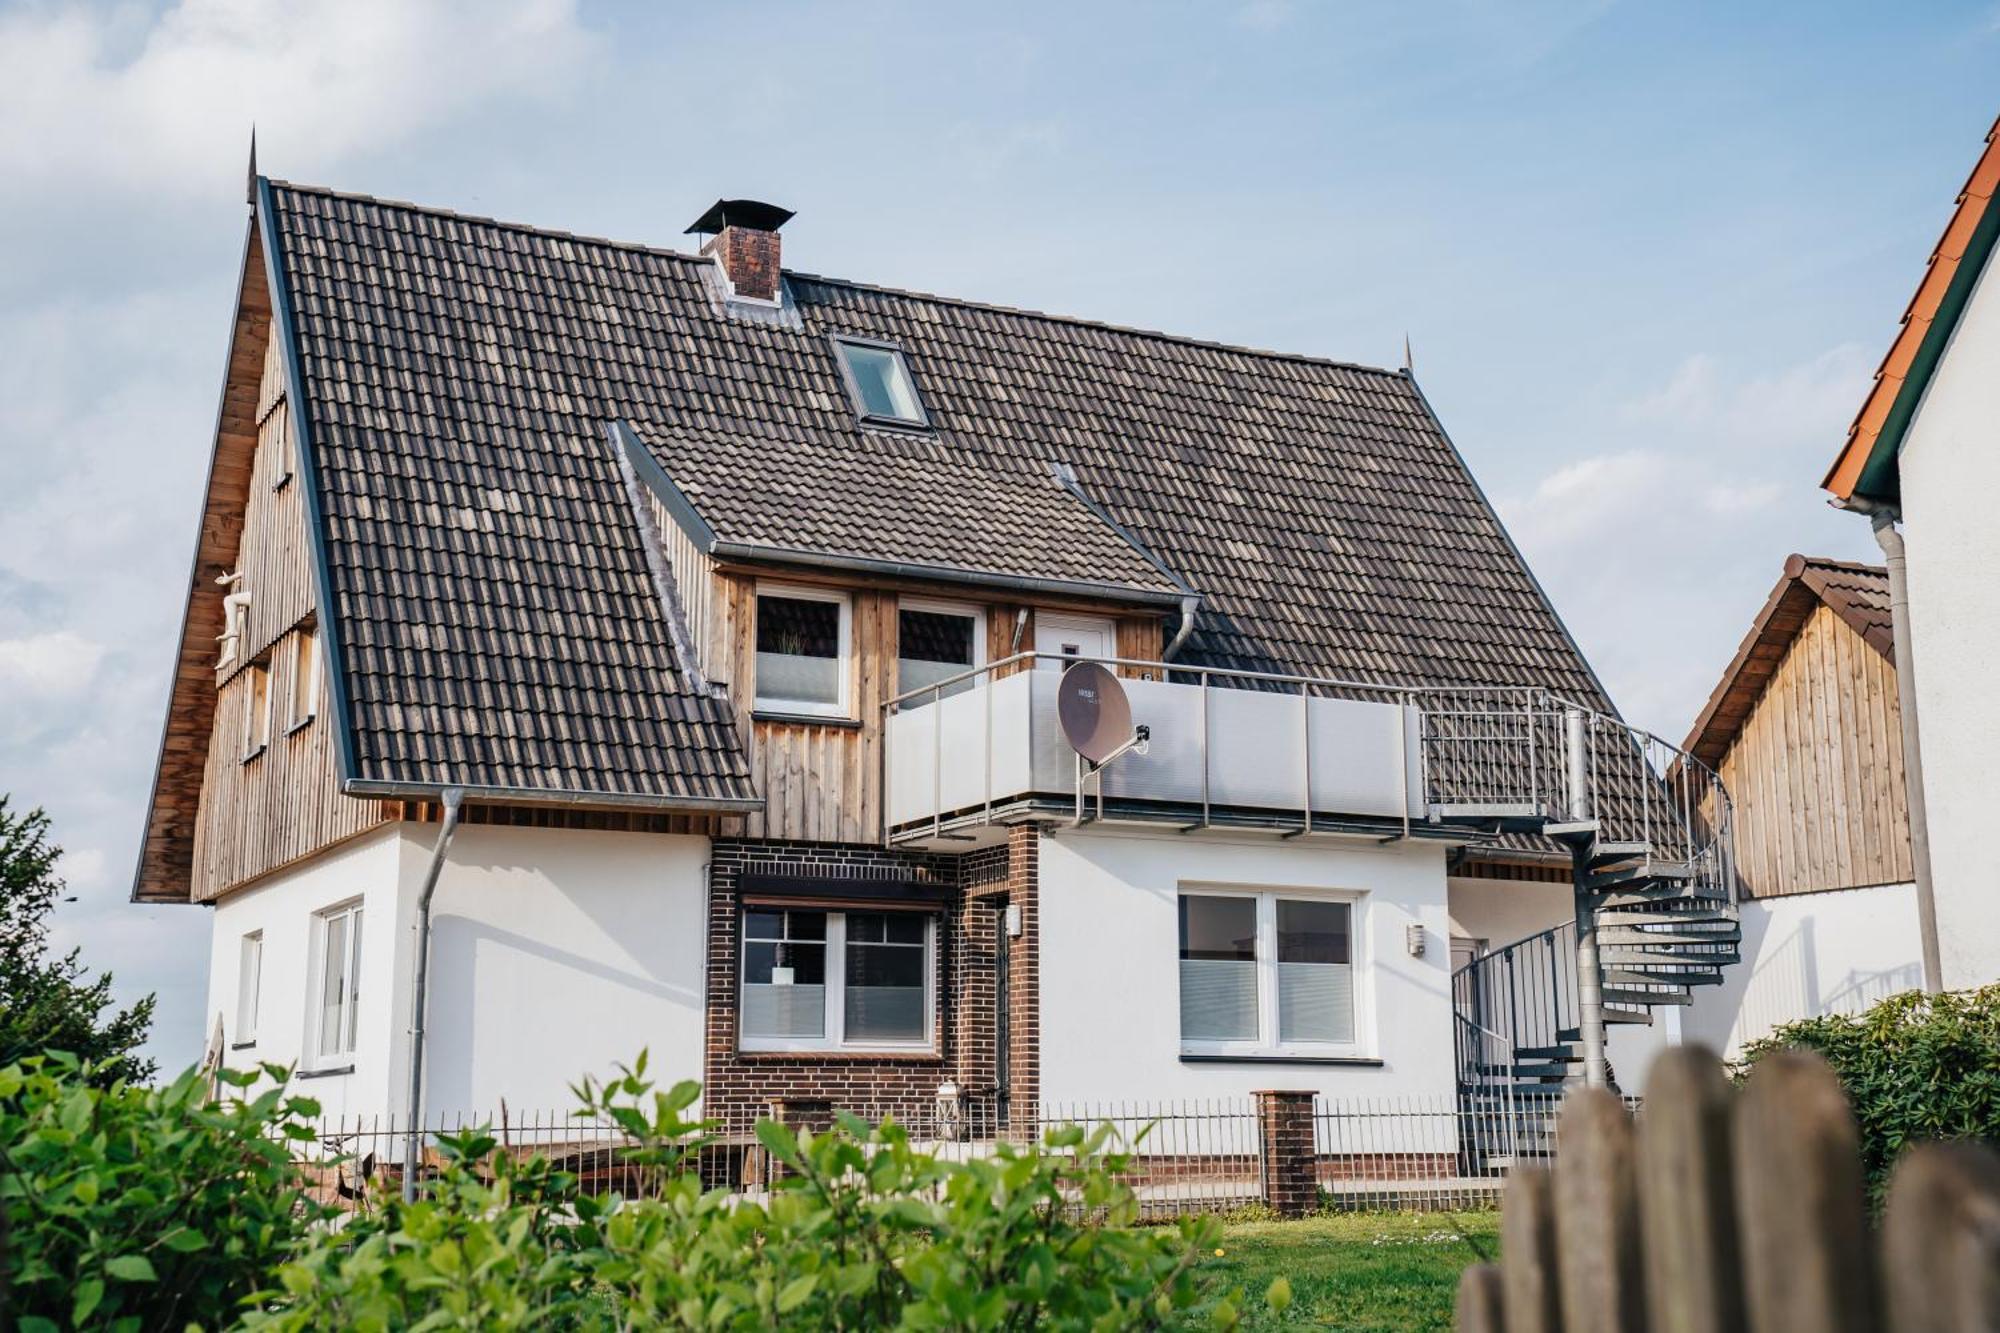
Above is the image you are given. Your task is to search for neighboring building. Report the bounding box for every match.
[1678,556,1924,1057]
[135,176,1735,1146]
[1822,113,2000,993]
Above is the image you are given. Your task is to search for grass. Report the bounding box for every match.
[1179,1209,1499,1330]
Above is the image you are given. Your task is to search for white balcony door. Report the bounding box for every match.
[1035,611,1116,670]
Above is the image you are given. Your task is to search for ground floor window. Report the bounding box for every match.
[309,900,364,1067]
[740,907,935,1052]
[1178,889,1360,1056]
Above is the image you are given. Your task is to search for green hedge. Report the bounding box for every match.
[1738,983,2000,1198]
[3,1052,1278,1329]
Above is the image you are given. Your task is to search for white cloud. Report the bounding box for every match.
[0,0,598,201]
[0,630,104,697]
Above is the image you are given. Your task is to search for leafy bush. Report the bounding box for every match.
[0,798,155,1085]
[250,1058,1267,1330]
[0,1054,326,1331]
[1739,984,2000,1196]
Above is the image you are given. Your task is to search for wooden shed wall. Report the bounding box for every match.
[1718,603,1913,899]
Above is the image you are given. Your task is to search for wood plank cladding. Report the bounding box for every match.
[709,567,1165,842]
[1717,603,1913,900]
[185,302,391,902]
[135,230,272,901]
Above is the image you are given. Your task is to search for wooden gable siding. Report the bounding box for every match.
[707,565,1168,842]
[1717,603,1913,900]
[189,320,391,902]
[654,493,718,684]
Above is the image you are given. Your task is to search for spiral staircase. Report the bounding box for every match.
[1421,692,1740,1167]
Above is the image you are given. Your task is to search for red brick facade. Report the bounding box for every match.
[703,225,782,302]
[701,832,1039,1129]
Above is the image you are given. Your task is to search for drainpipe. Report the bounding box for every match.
[404,787,466,1202]
[1162,594,1201,662]
[1870,512,1943,993]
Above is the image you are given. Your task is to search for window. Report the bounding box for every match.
[897,600,985,701]
[289,626,320,730]
[833,337,928,427]
[310,901,364,1065]
[235,932,263,1046]
[741,908,936,1052]
[755,585,851,717]
[241,662,271,760]
[1178,891,1359,1055]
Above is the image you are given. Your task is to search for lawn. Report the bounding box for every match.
[1181,1210,1499,1330]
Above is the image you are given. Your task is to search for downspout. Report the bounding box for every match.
[1162,594,1201,662]
[1870,512,1943,993]
[404,787,466,1201]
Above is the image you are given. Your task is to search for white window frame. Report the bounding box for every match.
[1033,610,1117,671]
[739,908,938,1055]
[830,334,931,428]
[1176,885,1369,1060]
[288,626,320,733]
[895,596,987,700]
[234,931,263,1047]
[241,660,272,761]
[306,899,364,1069]
[753,582,853,719]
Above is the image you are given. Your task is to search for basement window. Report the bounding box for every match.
[897,599,985,702]
[832,336,929,427]
[755,584,851,718]
[1178,890,1362,1058]
[740,907,936,1053]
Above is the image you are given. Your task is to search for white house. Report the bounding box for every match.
[135,178,1740,1171]
[1821,112,2000,995]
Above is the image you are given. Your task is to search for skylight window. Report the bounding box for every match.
[832,336,928,427]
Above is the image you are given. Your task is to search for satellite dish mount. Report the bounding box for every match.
[1056,661,1150,825]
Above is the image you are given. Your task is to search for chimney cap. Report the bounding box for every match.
[684,199,795,236]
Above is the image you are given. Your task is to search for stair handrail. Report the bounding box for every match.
[1450,919,1579,1092]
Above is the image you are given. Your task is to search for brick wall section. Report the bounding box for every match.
[702,835,1040,1129]
[704,226,781,301]
[1255,1090,1319,1217]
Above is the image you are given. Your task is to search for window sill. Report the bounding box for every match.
[297,1063,355,1080]
[751,711,863,730]
[272,472,293,492]
[240,744,267,765]
[856,413,932,434]
[1179,1052,1382,1067]
[736,1049,944,1064]
[230,1040,258,1051]
[285,714,316,737]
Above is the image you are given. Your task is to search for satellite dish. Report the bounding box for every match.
[1057,661,1135,764]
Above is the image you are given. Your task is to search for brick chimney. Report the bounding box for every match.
[685,199,794,304]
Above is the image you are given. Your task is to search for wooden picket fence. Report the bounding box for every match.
[1455,1046,2000,1333]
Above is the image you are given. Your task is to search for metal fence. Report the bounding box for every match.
[299,1094,1621,1218]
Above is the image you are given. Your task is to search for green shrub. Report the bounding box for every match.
[0,1054,326,1331]
[251,1057,1264,1330]
[1739,984,2000,1196]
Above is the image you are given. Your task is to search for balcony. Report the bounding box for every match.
[884,654,1427,844]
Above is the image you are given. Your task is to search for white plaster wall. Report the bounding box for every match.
[1036,828,1454,1113]
[204,826,414,1120]
[1898,247,2000,991]
[418,825,711,1121]
[1681,883,1923,1060]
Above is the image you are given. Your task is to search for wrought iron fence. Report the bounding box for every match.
[298,1095,1626,1219]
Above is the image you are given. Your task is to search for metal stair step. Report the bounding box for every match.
[1595,907,1734,926]
[1600,947,1739,968]
[1585,860,1696,892]
[1512,1046,1581,1062]
[1597,885,1728,909]
[1601,1006,1655,1026]
[1540,819,1600,840]
[1599,925,1741,946]
[1475,1063,1572,1080]
[1587,840,1652,869]
[1601,967,1726,987]
[1600,987,1694,1007]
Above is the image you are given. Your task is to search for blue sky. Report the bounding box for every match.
[1,0,1995,1072]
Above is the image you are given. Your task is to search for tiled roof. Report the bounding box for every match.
[265,179,1616,799]
[1682,556,1892,766]
[1824,114,2000,503]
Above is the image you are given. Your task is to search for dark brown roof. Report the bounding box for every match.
[1682,556,1893,766]
[262,179,1616,800]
